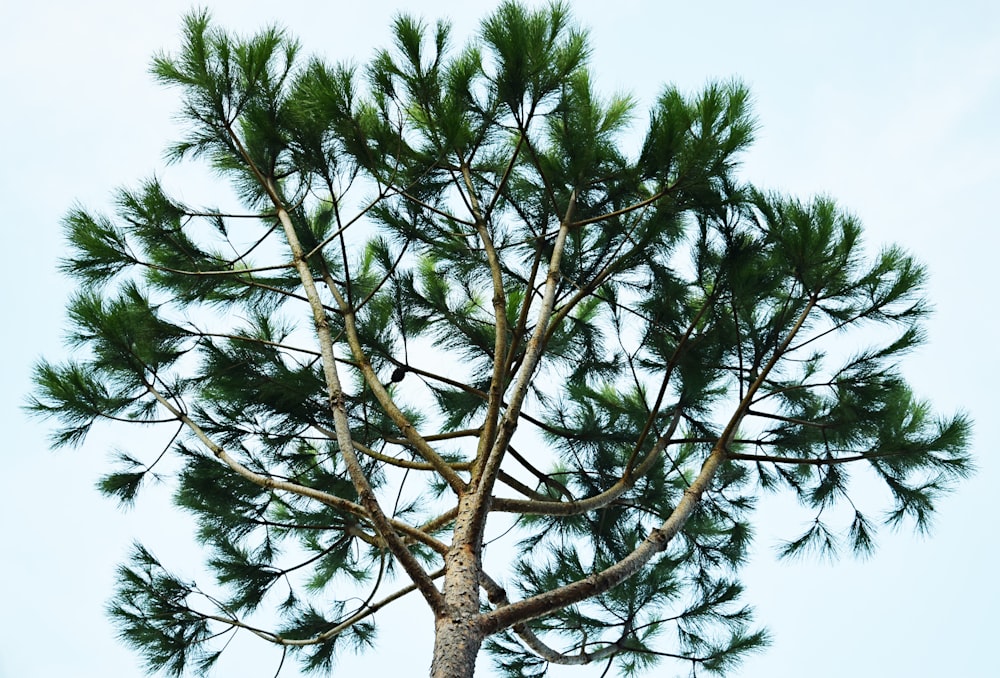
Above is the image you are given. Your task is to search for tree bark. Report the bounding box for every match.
[429,543,485,677]
[430,493,487,677]
[430,614,483,678]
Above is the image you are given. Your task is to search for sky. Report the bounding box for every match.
[2,1,998,676]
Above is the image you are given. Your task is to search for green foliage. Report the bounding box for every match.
[31,2,971,677]
[111,544,218,677]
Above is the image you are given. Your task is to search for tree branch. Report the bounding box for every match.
[479,297,819,633]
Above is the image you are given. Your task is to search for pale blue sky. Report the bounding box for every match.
[2,1,997,676]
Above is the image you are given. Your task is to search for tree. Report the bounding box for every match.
[30,3,972,676]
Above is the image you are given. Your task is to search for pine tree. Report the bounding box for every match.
[30,3,972,676]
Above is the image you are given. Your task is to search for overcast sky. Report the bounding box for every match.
[2,1,998,676]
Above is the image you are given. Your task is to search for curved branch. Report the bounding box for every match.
[218,120,445,613]
[352,439,472,472]
[491,411,682,517]
[727,447,915,466]
[198,567,447,648]
[477,190,578,498]
[145,383,368,523]
[321,274,468,494]
[479,298,819,633]
[462,158,509,479]
[568,187,668,229]
[479,559,625,665]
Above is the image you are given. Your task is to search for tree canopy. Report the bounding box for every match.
[30,2,971,676]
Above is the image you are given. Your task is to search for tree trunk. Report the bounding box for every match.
[430,495,486,677]
[430,614,483,678]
